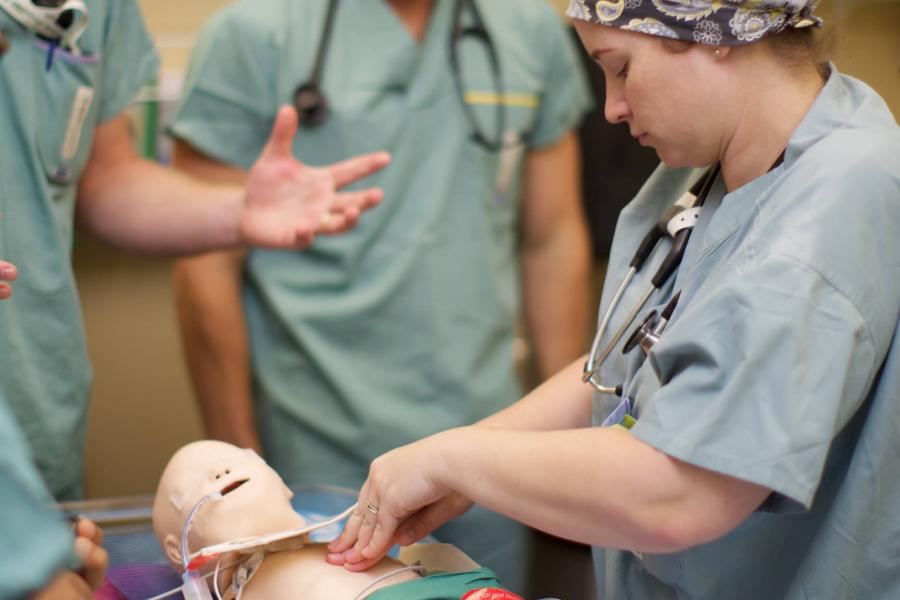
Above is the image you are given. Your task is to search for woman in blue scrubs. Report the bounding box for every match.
[329,1,900,598]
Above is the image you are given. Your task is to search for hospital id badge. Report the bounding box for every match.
[493,131,525,203]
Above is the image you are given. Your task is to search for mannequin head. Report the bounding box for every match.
[152,440,305,569]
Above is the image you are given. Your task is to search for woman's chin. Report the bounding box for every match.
[657,150,705,170]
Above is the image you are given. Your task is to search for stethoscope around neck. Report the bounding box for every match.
[583,165,721,396]
[292,0,506,153]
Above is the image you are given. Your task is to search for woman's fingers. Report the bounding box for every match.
[329,482,373,554]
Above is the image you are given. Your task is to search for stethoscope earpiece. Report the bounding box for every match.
[294,82,329,128]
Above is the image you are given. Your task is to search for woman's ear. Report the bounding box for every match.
[165,533,183,568]
[712,46,732,60]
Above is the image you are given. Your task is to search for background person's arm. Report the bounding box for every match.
[75,107,389,255]
[520,132,592,380]
[171,141,260,452]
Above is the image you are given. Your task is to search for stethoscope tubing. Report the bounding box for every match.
[583,165,720,395]
[584,278,655,394]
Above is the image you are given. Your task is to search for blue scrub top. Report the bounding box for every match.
[0,1,159,499]
[592,68,900,598]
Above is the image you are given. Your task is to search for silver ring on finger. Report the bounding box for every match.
[366,500,379,515]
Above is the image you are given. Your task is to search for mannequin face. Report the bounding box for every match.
[152,441,304,567]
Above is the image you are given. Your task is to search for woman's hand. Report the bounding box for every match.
[0,261,17,300]
[327,430,472,571]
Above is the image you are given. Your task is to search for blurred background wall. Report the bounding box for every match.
[79,0,900,499]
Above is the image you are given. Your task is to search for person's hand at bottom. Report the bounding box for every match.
[73,518,108,590]
[30,518,108,599]
[0,261,18,300]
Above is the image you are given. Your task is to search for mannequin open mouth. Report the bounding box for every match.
[221,478,249,496]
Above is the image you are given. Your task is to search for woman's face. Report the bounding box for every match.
[574,22,735,168]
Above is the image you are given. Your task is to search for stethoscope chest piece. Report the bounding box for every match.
[294,82,329,127]
[623,310,661,356]
[623,290,681,358]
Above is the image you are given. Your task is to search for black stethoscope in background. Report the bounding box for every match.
[294,0,506,153]
[293,0,339,126]
[582,165,721,396]
[448,0,504,152]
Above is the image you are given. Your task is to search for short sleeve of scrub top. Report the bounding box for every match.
[167,7,278,170]
[627,133,900,511]
[0,396,74,598]
[95,0,159,122]
[526,8,591,149]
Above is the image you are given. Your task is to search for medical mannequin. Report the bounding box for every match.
[152,441,505,600]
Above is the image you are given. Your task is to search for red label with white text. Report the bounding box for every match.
[461,589,524,600]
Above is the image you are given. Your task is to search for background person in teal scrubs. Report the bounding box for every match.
[329,2,900,599]
[0,0,389,504]
[169,0,593,592]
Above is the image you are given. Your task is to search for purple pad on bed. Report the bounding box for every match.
[105,563,183,600]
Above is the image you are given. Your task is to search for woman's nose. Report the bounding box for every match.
[604,85,630,125]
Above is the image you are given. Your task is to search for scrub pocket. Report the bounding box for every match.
[36,43,102,189]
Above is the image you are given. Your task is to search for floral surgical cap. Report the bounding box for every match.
[566,0,822,46]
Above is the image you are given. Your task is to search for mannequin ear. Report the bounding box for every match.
[165,533,183,567]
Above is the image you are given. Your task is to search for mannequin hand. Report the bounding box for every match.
[240,106,390,248]
[0,261,17,300]
[327,431,471,571]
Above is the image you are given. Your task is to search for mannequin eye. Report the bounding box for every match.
[225,469,231,475]
[215,474,221,479]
